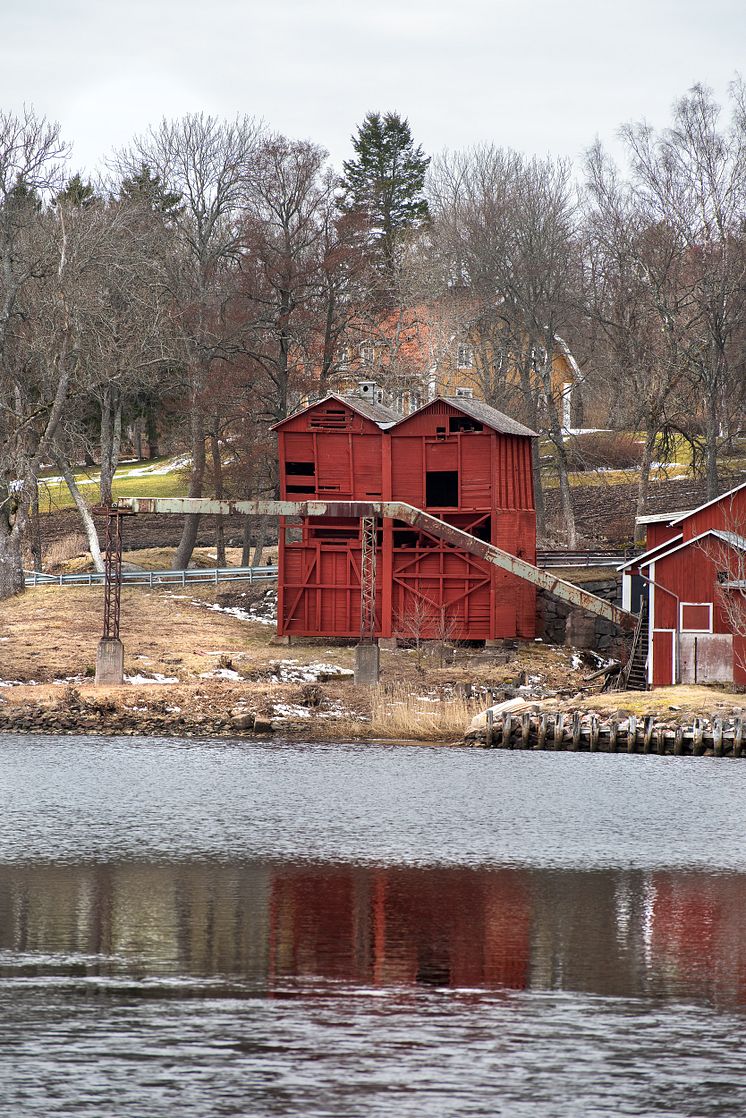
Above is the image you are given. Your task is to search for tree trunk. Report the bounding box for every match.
[251,517,267,567]
[530,431,546,545]
[146,403,160,459]
[241,517,251,567]
[30,479,42,573]
[210,427,225,568]
[704,386,719,499]
[99,387,122,507]
[0,513,24,601]
[634,429,657,547]
[134,417,144,461]
[56,456,105,572]
[173,393,206,570]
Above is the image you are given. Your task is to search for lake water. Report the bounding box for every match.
[2,734,746,1116]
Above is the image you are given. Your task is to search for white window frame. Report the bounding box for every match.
[359,341,374,365]
[456,342,473,369]
[679,601,713,633]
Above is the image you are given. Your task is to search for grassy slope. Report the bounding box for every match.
[37,457,188,512]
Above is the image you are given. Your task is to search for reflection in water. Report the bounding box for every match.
[2,860,746,1009]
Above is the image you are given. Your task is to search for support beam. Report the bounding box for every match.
[94,507,129,685]
[113,496,637,630]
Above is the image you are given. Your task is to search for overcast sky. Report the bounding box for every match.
[2,0,744,176]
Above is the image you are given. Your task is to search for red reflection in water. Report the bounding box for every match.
[268,865,530,990]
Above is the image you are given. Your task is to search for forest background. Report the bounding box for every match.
[1,81,745,598]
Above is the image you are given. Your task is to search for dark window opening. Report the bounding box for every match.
[426,470,458,507]
[436,425,447,441]
[471,517,491,542]
[286,461,315,476]
[310,528,358,541]
[318,484,340,491]
[287,484,315,494]
[449,416,483,433]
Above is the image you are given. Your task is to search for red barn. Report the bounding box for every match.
[273,392,537,641]
[627,483,746,687]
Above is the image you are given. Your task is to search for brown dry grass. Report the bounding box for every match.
[0,583,355,687]
[42,534,89,572]
[564,684,746,718]
[339,682,483,741]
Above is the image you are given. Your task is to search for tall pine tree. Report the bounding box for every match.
[339,111,430,285]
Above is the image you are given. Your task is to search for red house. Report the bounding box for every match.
[274,392,537,641]
[621,483,746,687]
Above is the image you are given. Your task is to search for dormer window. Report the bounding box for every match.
[360,341,374,365]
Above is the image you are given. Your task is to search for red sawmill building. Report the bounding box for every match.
[273,391,537,642]
[620,482,746,688]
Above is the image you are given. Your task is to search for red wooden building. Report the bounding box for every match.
[273,393,537,641]
[620,482,746,687]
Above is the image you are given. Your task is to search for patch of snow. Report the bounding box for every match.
[272,703,312,720]
[269,659,354,683]
[570,654,583,670]
[125,673,179,685]
[198,668,242,682]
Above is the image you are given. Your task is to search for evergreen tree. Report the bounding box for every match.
[339,111,430,282]
[118,163,182,218]
[55,173,97,207]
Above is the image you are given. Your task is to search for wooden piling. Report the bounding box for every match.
[655,725,664,754]
[735,718,743,759]
[627,715,637,754]
[590,715,599,752]
[692,719,704,756]
[554,714,564,751]
[571,712,582,751]
[674,726,684,755]
[713,718,723,757]
[537,713,548,750]
[485,708,494,749]
[643,716,654,754]
[609,719,618,753]
[521,712,531,749]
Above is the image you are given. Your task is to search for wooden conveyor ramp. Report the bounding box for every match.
[115,497,637,630]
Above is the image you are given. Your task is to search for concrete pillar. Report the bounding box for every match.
[95,637,124,686]
[270,634,293,646]
[355,641,380,686]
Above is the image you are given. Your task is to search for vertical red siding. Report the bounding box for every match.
[276,398,537,640]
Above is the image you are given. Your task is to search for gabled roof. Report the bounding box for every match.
[617,534,683,572]
[271,393,399,431]
[273,392,536,437]
[669,480,746,526]
[397,395,537,437]
[639,528,746,569]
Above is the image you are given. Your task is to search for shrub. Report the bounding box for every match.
[566,432,643,472]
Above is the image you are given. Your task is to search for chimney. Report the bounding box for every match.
[358,381,383,404]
